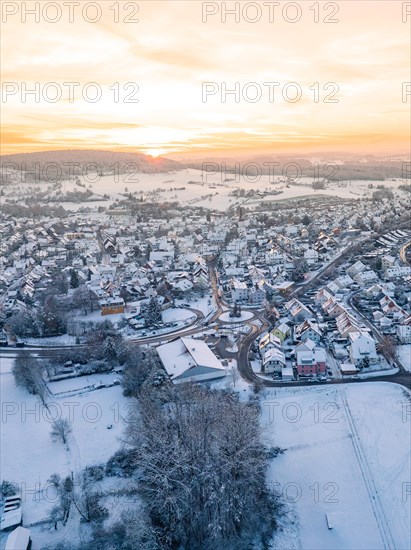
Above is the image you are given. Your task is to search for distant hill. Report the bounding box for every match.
[0,150,182,177]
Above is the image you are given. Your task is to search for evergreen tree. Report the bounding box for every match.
[144,297,162,327]
[104,336,118,366]
[70,269,79,289]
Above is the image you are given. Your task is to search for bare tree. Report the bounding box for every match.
[125,385,279,549]
[47,474,73,526]
[378,335,398,364]
[50,418,72,445]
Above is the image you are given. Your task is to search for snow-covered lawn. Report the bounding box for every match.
[175,294,215,317]
[24,334,76,347]
[162,307,194,323]
[1,357,69,525]
[0,356,129,531]
[66,385,127,469]
[74,309,125,324]
[47,373,121,395]
[262,383,411,550]
[398,344,411,372]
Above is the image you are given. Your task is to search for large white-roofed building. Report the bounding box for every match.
[156,337,227,383]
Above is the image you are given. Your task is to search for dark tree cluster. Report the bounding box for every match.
[123,384,280,549]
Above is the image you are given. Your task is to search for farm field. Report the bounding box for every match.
[3,168,408,213]
[262,382,411,550]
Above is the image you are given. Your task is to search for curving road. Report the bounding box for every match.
[209,262,411,391]
[2,254,410,391]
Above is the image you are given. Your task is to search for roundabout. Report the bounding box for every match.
[219,310,254,323]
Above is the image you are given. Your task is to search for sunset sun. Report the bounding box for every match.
[146,149,164,158]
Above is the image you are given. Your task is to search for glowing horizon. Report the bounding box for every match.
[1,1,410,157]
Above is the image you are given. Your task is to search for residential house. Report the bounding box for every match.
[304,248,319,266]
[294,339,326,376]
[336,311,361,338]
[284,298,313,321]
[346,260,367,277]
[262,347,286,374]
[353,270,378,286]
[272,322,291,342]
[397,320,411,344]
[259,332,282,355]
[349,332,378,366]
[294,319,322,343]
[100,297,125,316]
[230,279,248,302]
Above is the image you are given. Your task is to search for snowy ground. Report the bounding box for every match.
[47,373,121,396]
[0,355,129,540]
[72,309,124,325]
[24,334,76,347]
[175,294,215,317]
[162,307,194,323]
[14,169,409,213]
[262,382,411,550]
[0,356,69,526]
[2,344,410,550]
[398,345,411,372]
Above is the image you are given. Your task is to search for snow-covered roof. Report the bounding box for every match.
[263,347,286,365]
[276,322,290,334]
[5,526,30,550]
[0,508,22,531]
[157,337,225,380]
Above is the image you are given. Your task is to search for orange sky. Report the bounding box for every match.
[1,0,410,157]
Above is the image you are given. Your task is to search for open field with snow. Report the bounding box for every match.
[2,345,410,550]
[0,355,128,533]
[262,382,411,550]
[5,169,409,213]
[0,357,69,526]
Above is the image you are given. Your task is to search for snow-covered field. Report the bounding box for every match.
[262,382,411,550]
[175,294,215,317]
[9,169,408,213]
[0,355,128,532]
[0,356,69,526]
[162,307,194,323]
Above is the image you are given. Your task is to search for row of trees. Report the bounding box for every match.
[10,319,168,387]
[5,284,100,338]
